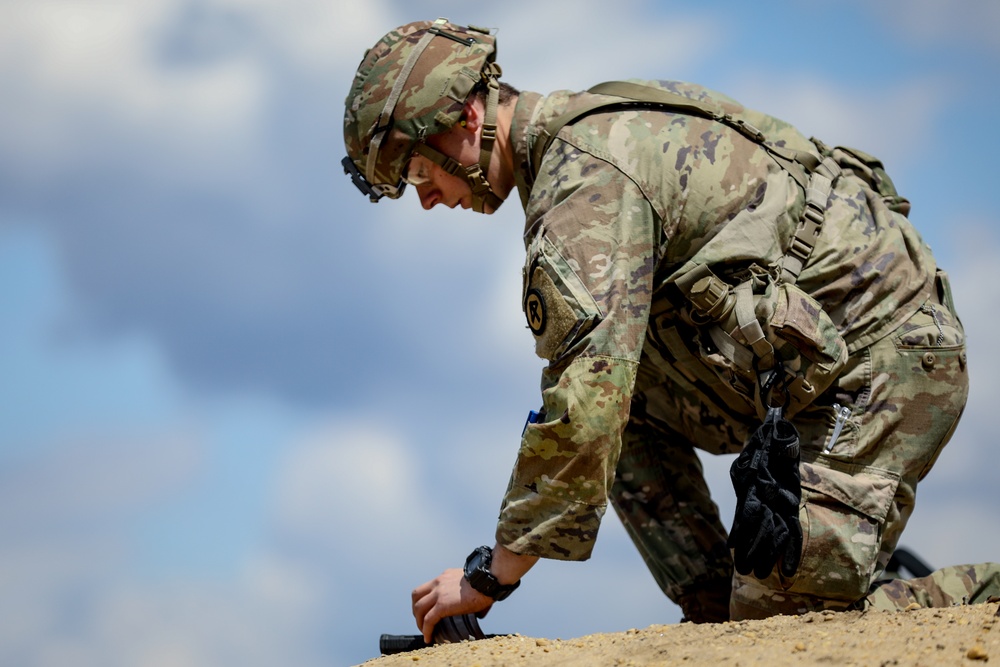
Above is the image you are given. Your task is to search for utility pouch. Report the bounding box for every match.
[674,265,848,419]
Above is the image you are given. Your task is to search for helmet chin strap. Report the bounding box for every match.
[470,62,504,213]
[411,64,505,213]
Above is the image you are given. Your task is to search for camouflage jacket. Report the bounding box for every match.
[497,80,936,560]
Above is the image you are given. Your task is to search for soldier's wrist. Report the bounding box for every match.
[463,546,520,601]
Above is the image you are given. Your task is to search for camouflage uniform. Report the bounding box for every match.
[497,79,990,620]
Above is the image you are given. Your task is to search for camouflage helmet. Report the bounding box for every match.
[343,18,504,212]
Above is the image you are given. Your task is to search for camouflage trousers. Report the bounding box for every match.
[612,276,972,622]
[864,563,1000,610]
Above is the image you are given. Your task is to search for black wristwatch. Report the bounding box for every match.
[463,546,520,601]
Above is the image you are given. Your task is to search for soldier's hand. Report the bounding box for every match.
[412,568,493,644]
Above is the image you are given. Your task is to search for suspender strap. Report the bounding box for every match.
[733,281,774,366]
[530,81,817,192]
[780,156,842,284]
[530,80,842,285]
[590,81,767,143]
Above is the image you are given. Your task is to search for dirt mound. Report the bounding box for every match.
[361,602,999,666]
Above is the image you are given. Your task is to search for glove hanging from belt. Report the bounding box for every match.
[727,405,803,580]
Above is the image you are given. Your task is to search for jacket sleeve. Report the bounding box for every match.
[496,147,658,560]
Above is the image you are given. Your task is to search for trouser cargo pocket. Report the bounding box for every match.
[783,457,900,602]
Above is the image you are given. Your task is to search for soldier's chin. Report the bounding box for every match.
[479,198,506,215]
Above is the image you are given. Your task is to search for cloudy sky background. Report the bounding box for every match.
[2,1,999,665]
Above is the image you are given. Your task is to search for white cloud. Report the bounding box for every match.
[211,0,400,68]
[489,0,716,92]
[902,501,1000,572]
[0,434,209,666]
[0,436,199,529]
[0,1,266,178]
[0,538,120,660]
[0,0,407,132]
[0,420,385,667]
[725,74,948,167]
[0,0,406,185]
[272,420,452,554]
[25,570,329,667]
[475,220,544,368]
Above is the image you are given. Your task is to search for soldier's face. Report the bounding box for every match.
[407,114,502,213]
[406,153,474,211]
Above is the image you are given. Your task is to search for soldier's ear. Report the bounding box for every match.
[460,97,482,133]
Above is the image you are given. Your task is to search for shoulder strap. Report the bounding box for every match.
[530,81,817,192]
[530,80,841,284]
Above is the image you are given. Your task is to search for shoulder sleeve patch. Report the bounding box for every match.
[525,287,547,335]
[525,264,583,360]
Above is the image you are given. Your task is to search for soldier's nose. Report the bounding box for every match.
[416,186,439,210]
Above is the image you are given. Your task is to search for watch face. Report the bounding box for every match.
[464,547,490,578]
[464,547,498,597]
[463,546,518,601]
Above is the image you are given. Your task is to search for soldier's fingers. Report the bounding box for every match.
[421,605,442,644]
[411,579,434,604]
[412,586,436,635]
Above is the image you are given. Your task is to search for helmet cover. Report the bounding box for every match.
[343,19,498,201]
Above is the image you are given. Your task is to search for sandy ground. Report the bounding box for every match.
[360,601,999,667]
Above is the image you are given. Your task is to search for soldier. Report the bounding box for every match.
[342,19,999,642]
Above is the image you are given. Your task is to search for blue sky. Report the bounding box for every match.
[1,1,999,665]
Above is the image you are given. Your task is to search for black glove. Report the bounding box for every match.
[727,407,803,580]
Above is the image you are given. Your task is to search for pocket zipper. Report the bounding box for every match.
[824,404,852,453]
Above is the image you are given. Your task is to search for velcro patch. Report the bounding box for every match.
[525,265,580,360]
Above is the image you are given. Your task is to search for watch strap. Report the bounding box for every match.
[463,546,520,601]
